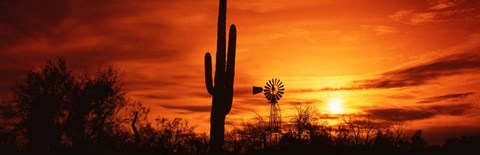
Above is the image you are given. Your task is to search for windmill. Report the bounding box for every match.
[253,78,285,131]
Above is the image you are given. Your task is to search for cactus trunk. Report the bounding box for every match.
[204,0,236,154]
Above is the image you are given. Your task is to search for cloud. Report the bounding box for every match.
[390,0,480,25]
[135,94,178,100]
[429,0,461,10]
[417,92,475,104]
[385,94,416,100]
[0,0,217,107]
[0,0,68,49]
[235,98,265,106]
[288,87,358,93]
[231,0,335,12]
[0,0,214,64]
[356,52,480,89]
[390,9,438,25]
[318,52,480,91]
[365,103,473,122]
[359,25,398,35]
[159,104,211,113]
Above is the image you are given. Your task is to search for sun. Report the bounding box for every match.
[327,97,344,114]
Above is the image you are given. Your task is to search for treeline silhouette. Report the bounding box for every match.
[0,58,207,155]
[0,58,479,155]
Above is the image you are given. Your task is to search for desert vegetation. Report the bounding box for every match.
[0,58,479,155]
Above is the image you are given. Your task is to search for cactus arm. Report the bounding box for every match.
[204,52,214,95]
[224,25,236,115]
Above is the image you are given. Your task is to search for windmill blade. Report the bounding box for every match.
[265,93,271,99]
[253,86,263,95]
[275,94,279,101]
[256,78,285,103]
[266,95,273,102]
[264,87,270,92]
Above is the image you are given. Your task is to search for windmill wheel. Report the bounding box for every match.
[264,78,285,103]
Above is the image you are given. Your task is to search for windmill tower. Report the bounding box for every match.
[253,78,285,131]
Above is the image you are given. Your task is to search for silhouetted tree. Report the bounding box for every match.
[13,58,78,152]
[410,129,426,154]
[137,117,208,155]
[373,129,394,154]
[0,101,22,153]
[289,104,316,143]
[225,114,270,154]
[11,57,135,153]
[333,124,352,152]
[390,121,407,147]
[442,134,480,155]
[341,115,376,148]
[70,67,128,152]
[132,111,140,146]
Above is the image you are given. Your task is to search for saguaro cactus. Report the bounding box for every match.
[204,0,236,154]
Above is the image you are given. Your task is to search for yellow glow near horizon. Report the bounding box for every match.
[327,97,344,114]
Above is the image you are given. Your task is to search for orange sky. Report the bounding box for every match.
[1,0,480,144]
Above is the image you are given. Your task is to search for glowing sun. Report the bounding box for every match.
[327,98,344,114]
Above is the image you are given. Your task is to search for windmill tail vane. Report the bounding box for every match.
[252,86,263,95]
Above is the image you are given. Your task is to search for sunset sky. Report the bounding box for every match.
[1,0,480,144]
